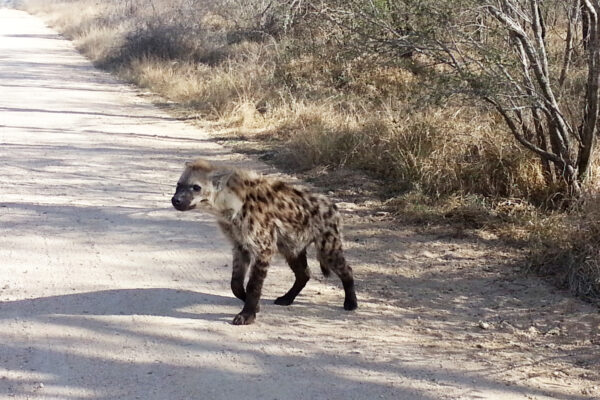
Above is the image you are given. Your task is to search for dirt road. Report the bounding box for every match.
[1,8,599,400]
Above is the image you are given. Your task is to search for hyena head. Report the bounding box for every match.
[171,159,218,212]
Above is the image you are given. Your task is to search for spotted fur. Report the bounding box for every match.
[172,159,358,325]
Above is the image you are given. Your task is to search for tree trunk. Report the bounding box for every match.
[578,0,600,182]
[582,0,591,50]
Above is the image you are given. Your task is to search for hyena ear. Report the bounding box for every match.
[185,159,213,171]
[208,170,231,189]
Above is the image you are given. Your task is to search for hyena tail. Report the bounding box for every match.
[316,208,343,279]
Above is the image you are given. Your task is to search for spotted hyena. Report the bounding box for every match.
[171,159,358,325]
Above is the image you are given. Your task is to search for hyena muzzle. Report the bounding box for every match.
[171,159,358,325]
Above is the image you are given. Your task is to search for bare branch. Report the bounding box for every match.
[558,0,580,94]
[484,96,566,166]
[488,3,572,158]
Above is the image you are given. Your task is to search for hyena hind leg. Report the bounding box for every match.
[317,246,358,311]
[274,249,310,306]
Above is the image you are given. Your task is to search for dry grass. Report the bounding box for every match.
[117,53,272,119]
[525,196,600,302]
[19,0,600,302]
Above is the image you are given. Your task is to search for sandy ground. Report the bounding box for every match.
[1,7,599,400]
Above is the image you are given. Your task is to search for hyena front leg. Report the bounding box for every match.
[232,256,270,325]
[231,244,250,302]
[274,249,310,306]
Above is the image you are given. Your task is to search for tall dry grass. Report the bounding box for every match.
[526,196,600,301]
[19,0,600,301]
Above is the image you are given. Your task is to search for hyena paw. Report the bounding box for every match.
[232,312,256,325]
[344,298,358,311]
[274,295,294,306]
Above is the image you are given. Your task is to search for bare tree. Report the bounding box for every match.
[483,0,600,196]
[314,0,600,197]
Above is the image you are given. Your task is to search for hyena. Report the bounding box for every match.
[171,159,358,325]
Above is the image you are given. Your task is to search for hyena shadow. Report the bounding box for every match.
[0,288,238,322]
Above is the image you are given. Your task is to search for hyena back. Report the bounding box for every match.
[171,159,357,325]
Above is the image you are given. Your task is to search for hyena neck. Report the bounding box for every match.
[209,172,244,222]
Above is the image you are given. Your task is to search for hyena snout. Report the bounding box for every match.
[171,193,194,211]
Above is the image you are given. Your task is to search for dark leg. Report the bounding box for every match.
[274,249,310,306]
[231,244,250,302]
[318,247,358,311]
[232,258,269,325]
[340,268,358,311]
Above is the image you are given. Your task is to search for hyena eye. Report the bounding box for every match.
[192,184,201,192]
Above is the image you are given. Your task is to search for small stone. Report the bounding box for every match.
[546,327,561,336]
[528,326,539,335]
[422,251,437,259]
[478,321,491,330]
